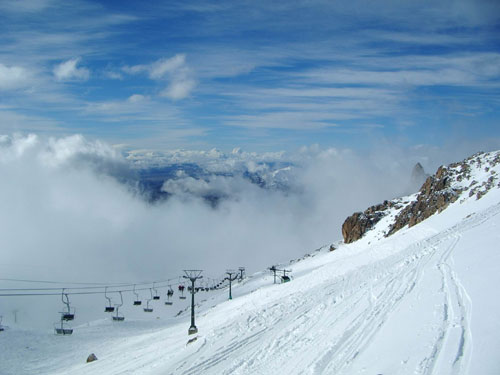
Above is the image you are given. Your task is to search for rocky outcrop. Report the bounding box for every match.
[342,201,394,244]
[386,165,462,236]
[341,151,500,244]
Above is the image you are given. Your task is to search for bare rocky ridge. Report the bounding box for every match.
[342,151,500,244]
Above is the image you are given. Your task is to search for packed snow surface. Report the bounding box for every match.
[2,159,500,374]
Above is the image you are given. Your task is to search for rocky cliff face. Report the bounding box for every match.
[341,200,395,244]
[342,151,500,244]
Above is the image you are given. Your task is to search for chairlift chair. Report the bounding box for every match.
[0,316,5,332]
[54,320,73,335]
[178,284,186,299]
[281,275,291,283]
[153,282,160,300]
[104,287,115,313]
[143,288,154,312]
[132,284,142,306]
[112,291,125,322]
[165,286,174,305]
[60,290,75,321]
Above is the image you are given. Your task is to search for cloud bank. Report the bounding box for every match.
[0,133,481,328]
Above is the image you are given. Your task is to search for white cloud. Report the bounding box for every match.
[149,54,186,79]
[161,78,196,100]
[128,94,146,103]
[104,70,124,80]
[122,64,147,75]
[0,63,31,90]
[123,54,196,100]
[53,57,90,81]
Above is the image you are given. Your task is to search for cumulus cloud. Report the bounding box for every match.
[53,57,90,81]
[0,63,31,90]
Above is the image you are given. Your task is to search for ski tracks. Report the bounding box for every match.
[168,203,500,375]
[419,234,472,375]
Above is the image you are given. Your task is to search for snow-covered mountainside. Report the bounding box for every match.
[2,151,500,374]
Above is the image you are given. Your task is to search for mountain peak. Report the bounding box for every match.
[342,150,500,244]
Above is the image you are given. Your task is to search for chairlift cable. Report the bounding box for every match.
[0,277,180,292]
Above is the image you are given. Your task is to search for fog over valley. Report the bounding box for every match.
[0,133,490,328]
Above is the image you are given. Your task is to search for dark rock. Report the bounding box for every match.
[86,353,98,363]
[386,166,462,236]
[341,151,500,244]
[342,200,392,243]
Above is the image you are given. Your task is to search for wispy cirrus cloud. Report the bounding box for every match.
[0,0,499,149]
[123,54,196,100]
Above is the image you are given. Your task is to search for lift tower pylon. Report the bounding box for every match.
[226,270,238,300]
[183,270,203,335]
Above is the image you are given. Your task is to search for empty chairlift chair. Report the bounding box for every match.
[60,290,75,321]
[132,285,142,306]
[0,316,5,332]
[55,290,74,335]
[55,320,73,335]
[112,291,125,322]
[143,288,154,313]
[153,282,160,300]
[104,287,115,313]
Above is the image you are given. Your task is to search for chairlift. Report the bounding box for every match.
[60,289,75,321]
[54,320,73,335]
[0,316,5,332]
[112,291,125,322]
[165,286,174,306]
[132,284,142,306]
[153,282,160,300]
[143,288,154,312]
[281,275,291,283]
[178,284,186,299]
[104,287,115,313]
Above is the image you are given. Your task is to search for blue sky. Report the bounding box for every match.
[0,0,499,152]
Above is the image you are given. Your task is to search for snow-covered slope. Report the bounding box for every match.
[2,152,500,375]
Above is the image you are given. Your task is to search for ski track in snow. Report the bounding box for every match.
[161,203,500,375]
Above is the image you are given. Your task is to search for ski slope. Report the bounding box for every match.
[2,180,500,374]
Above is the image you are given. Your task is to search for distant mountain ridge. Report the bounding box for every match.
[133,161,295,204]
[342,150,500,243]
